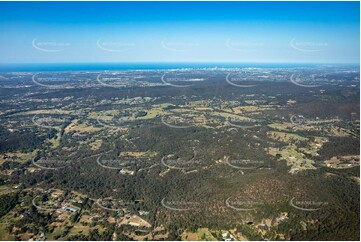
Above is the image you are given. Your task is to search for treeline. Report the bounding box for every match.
[318,136,360,160]
[0,125,55,153]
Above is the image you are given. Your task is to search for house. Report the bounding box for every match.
[119,169,134,175]
[258,224,269,230]
[221,232,236,241]
[139,210,149,216]
[62,206,78,213]
[40,232,46,241]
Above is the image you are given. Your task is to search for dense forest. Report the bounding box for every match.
[0,69,359,240]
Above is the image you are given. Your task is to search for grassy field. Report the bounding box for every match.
[137,108,165,120]
[267,131,308,142]
[268,145,316,171]
[47,226,64,240]
[65,120,101,133]
[67,223,91,237]
[181,228,217,241]
[90,139,103,151]
[267,129,320,173]
[0,225,15,241]
[0,150,36,165]
[119,151,158,158]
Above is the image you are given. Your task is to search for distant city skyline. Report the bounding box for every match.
[0,1,359,64]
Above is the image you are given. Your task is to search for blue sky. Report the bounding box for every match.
[0,1,359,64]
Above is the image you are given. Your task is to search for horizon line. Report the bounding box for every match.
[1,62,359,65]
